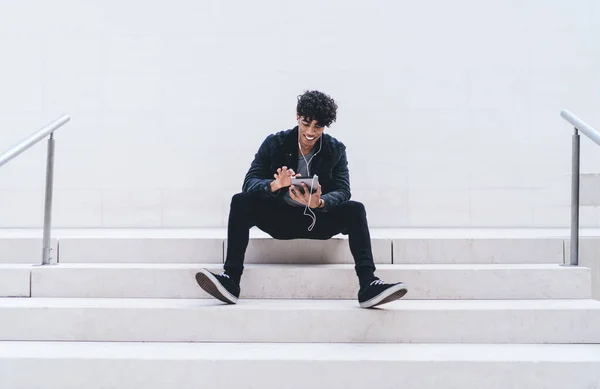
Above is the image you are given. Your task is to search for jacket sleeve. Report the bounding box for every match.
[318,146,351,212]
[242,136,280,197]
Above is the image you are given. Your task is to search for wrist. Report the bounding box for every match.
[270,180,281,192]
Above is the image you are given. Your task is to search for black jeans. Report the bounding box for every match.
[223,192,377,289]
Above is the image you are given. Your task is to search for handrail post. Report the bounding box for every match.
[0,115,70,266]
[42,133,56,265]
[570,128,580,266]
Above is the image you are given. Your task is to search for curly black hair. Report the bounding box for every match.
[296,90,338,128]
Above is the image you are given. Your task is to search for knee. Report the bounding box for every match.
[230,192,254,209]
[340,200,366,217]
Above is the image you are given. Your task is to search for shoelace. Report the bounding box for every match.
[219,272,230,279]
[370,279,385,286]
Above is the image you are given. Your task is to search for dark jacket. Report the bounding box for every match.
[242,126,351,212]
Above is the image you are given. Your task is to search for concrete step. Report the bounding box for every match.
[56,236,394,264]
[1,341,599,389]
[393,237,564,264]
[54,235,566,264]
[28,263,591,299]
[0,228,580,264]
[1,298,599,343]
[0,238,57,264]
[0,265,30,297]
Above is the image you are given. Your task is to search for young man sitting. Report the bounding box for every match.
[195,90,407,308]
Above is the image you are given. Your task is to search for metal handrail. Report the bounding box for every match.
[0,115,71,265]
[560,109,600,266]
[561,110,600,147]
[0,115,70,168]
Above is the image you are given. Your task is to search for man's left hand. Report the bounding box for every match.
[289,183,322,208]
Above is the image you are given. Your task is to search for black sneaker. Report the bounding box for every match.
[358,279,407,308]
[195,269,240,304]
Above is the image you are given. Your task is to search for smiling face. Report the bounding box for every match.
[295,90,338,152]
[297,115,325,151]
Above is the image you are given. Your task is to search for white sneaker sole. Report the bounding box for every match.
[359,283,407,308]
[195,269,238,304]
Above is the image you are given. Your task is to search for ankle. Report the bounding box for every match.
[359,275,378,291]
[224,271,241,286]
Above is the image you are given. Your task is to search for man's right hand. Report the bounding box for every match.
[271,166,298,192]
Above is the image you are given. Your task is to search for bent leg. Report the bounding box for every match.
[308,201,377,288]
[223,192,274,283]
[223,192,303,282]
[333,201,377,287]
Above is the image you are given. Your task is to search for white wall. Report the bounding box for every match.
[0,0,599,228]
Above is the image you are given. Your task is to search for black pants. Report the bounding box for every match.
[223,192,377,289]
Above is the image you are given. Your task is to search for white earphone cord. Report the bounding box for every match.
[299,137,322,231]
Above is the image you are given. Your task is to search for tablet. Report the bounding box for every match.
[291,175,319,194]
